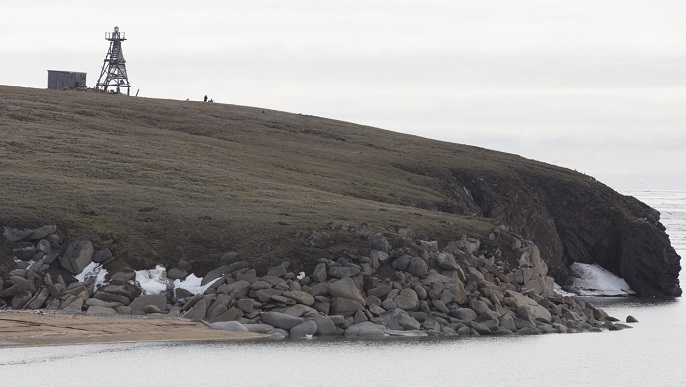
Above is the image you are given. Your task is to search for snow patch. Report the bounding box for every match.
[135,265,169,295]
[553,283,577,297]
[569,263,635,296]
[173,274,220,296]
[75,261,100,283]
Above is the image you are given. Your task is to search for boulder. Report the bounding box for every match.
[0,278,37,298]
[367,285,391,298]
[450,307,478,322]
[24,287,50,309]
[167,268,188,280]
[267,263,288,277]
[312,262,328,283]
[331,297,364,317]
[344,321,387,338]
[436,252,460,270]
[244,323,275,334]
[13,245,36,261]
[128,294,168,314]
[505,290,552,323]
[3,227,32,243]
[87,305,117,315]
[209,321,249,332]
[328,276,366,305]
[329,266,361,278]
[394,288,419,311]
[396,313,421,330]
[282,290,315,306]
[59,239,94,275]
[284,304,318,317]
[407,256,429,277]
[290,320,318,337]
[217,280,251,298]
[313,315,339,336]
[309,231,331,248]
[236,298,254,313]
[211,307,243,322]
[186,299,208,320]
[92,248,113,264]
[61,297,85,313]
[28,225,57,240]
[11,290,33,309]
[261,312,304,330]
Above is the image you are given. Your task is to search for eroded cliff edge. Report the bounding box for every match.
[449,167,682,297]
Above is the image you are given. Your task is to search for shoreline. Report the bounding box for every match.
[0,310,266,348]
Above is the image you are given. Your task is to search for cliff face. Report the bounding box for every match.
[452,167,682,297]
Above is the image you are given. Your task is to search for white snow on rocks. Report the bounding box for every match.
[135,265,169,295]
[173,274,220,296]
[569,263,635,296]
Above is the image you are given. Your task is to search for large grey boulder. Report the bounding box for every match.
[396,312,421,330]
[61,296,85,313]
[24,287,50,309]
[328,276,366,305]
[312,262,328,283]
[344,321,387,338]
[209,321,249,332]
[3,227,32,243]
[217,280,251,298]
[60,239,94,275]
[331,297,364,317]
[290,320,318,337]
[13,245,36,261]
[87,305,117,315]
[313,315,339,336]
[436,252,460,270]
[282,290,315,306]
[29,225,57,240]
[92,248,113,264]
[329,266,361,278]
[244,323,275,334]
[394,288,419,311]
[0,278,37,298]
[369,233,390,253]
[407,256,429,277]
[505,290,552,323]
[129,294,168,314]
[450,307,478,322]
[284,304,318,317]
[261,311,304,330]
[12,291,33,309]
[267,263,288,277]
[186,299,208,320]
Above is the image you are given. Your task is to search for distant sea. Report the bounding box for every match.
[1,189,684,387]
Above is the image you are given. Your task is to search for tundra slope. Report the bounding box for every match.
[0,86,680,296]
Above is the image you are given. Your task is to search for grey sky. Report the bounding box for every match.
[3,1,684,190]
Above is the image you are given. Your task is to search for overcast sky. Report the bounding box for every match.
[2,1,684,190]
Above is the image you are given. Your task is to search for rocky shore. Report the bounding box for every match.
[1,224,635,342]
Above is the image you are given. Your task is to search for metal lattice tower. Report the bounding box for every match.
[96,26,130,95]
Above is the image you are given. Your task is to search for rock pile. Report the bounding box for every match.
[1,225,631,339]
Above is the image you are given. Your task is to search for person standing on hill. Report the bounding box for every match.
[204,95,208,102]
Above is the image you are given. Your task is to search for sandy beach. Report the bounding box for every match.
[0,310,265,348]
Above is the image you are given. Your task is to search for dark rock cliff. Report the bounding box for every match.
[451,165,681,297]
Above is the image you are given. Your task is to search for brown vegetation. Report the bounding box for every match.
[2,85,666,289]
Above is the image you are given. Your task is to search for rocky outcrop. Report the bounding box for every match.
[0,224,634,339]
[450,169,682,297]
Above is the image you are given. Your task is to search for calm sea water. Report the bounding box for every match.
[1,190,684,387]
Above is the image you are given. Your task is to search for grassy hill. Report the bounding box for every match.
[1,85,680,296]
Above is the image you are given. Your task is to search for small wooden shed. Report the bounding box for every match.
[47,70,87,90]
